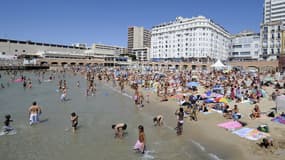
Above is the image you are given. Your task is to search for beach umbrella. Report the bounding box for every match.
[215,97,222,102]
[219,98,228,104]
[186,82,199,88]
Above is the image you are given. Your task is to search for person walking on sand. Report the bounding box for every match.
[28,101,42,125]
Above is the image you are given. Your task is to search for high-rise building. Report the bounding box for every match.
[264,0,285,23]
[261,0,285,60]
[229,31,260,62]
[127,26,151,54]
[150,16,231,61]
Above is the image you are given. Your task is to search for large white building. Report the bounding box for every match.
[264,0,285,23]
[150,16,231,62]
[261,0,285,60]
[229,31,260,61]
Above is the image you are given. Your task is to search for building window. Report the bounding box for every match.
[233,45,242,48]
[23,50,26,52]
[2,52,5,55]
[15,49,18,52]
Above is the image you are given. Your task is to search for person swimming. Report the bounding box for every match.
[112,123,127,138]
[153,115,164,126]
[70,112,78,133]
[3,114,13,132]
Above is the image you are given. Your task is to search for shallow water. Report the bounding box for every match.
[0,71,218,160]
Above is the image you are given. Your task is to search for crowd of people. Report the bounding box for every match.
[1,66,285,155]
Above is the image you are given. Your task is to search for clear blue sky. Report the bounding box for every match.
[0,0,264,47]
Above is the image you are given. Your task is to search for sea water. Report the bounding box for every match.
[0,71,220,160]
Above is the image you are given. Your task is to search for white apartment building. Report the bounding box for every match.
[150,16,231,62]
[261,0,285,60]
[260,21,285,60]
[264,0,285,23]
[229,31,260,61]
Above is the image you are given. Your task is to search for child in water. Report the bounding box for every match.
[70,112,78,133]
[3,114,13,133]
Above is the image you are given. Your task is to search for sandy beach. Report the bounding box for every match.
[127,83,285,160]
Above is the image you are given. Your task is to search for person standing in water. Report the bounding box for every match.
[3,114,13,132]
[28,101,42,125]
[70,112,78,133]
[175,107,184,136]
[133,125,146,154]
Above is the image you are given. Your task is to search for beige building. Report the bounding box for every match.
[127,26,151,54]
[0,38,86,57]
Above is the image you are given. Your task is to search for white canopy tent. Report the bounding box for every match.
[211,60,226,70]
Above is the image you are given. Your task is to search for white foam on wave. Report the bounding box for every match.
[208,153,223,160]
[103,83,133,100]
[191,140,223,160]
[0,130,17,136]
[141,150,155,160]
[191,140,206,151]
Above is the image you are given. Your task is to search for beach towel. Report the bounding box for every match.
[245,129,270,141]
[211,109,223,114]
[204,98,214,103]
[233,127,270,141]
[271,116,285,125]
[217,120,242,130]
[232,127,253,138]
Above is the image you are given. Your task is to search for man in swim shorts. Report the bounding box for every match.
[28,101,42,125]
[112,123,127,138]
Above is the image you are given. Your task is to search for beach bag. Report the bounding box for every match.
[257,125,269,133]
[267,111,275,118]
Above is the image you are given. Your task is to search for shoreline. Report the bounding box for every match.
[99,76,285,160]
